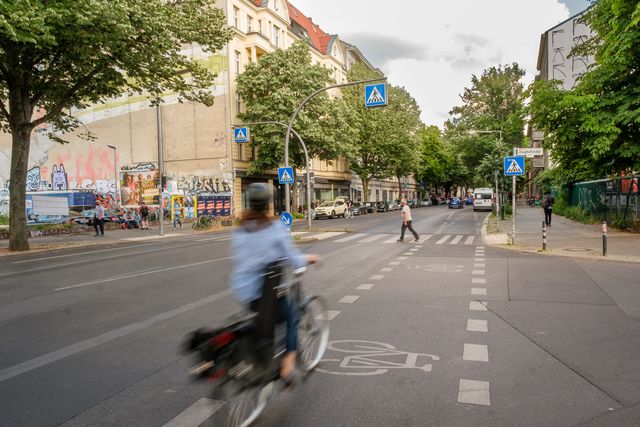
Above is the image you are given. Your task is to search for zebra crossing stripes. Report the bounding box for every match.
[334,233,367,243]
[449,235,463,245]
[359,234,389,243]
[316,233,475,245]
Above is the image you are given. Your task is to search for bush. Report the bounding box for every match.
[292,212,304,220]
[0,215,8,226]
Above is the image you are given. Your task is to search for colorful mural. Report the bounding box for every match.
[120,169,160,207]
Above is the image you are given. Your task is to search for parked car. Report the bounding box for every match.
[74,208,124,225]
[420,199,432,207]
[27,214,69,225]
[449,197,463,209]
[408,200,418,208]
[388,201,400,211]
[364,202,376,213]
[376,201,390,212]
[349,202,368,216]
[314,198,347,219]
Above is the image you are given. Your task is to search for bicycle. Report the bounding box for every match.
[183,264,330,427]
[305,208,316,221]
[343,208,353,219]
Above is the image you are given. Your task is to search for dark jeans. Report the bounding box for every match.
[544,208,552,226]
[250,296,297,352]
[400,220,419,240]
[93,218,104,236]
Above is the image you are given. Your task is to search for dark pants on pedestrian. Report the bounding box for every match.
[400,220,419,240]
[544,208,552,226]
[93,218,104,236]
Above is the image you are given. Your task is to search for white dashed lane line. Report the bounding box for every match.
[458,379,490,406]
[471,288,487,295]
[318,310,341,320]
[357,284,374,290]
[381,267,393,272]
[474,263,485,268]
[370,275,384,280]
[472,270,485,275]
[467,319,488,333]
[463,343,489,362]
[472,278,486,284]
[163,398,224,427]
[339,295,360,304]
[389,262,400,266]
[469,301,488,311]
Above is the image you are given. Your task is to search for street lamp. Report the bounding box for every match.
[107,145,118,206]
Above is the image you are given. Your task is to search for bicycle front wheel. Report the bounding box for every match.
[298,296,330,372]
[224,381,272,427]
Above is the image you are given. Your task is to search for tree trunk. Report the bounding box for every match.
[397,176,403,200]
[9,127,32,251]
[362,177,369,202]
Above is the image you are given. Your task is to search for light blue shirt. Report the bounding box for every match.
[230,220,307,303]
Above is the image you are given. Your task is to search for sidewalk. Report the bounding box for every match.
[0,223,230,257]
[483,204,640,263]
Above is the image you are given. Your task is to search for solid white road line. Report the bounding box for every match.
[357,284,374,290]
[474,263,486,268]
[463,343,489,362]
[370,275,384,280]
[469,301,488,311]
[11,241,167,264]
[450,235,463,245]
[359,234,389,243]
[317,310,341,320]
[334,233,367,242]
[121,233,183,242]
[467,319,488,333]
[314,232,346,240]
[0,289,232,383]
[436,235,451,244]
[339,295,360,304]
[464,236,475,245]
[472,278,486,284]
[458,379,490,406]
[163,398,224,427]
[471,288,487,295]
[472,270,485,275]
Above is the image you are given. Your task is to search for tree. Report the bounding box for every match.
[0,0,231,251]
[236,41,348,174]
[445,63,527,186]
[415,126,453,195]
[529,0,640,180]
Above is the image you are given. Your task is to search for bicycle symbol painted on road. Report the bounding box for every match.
[317,340,439,376]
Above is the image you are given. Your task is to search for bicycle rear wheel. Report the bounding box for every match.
[224,380,272,427]
[297,296,330,372]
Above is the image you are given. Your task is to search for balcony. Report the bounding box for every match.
[244,31,272,56]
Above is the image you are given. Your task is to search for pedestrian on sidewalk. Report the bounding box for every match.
[140,202,150,229]
[542,191,555,227]
[93,200,105,237]
[172,201,182,229]
[398,199,419,242]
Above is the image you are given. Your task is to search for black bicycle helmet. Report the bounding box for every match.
[246,183,270,212]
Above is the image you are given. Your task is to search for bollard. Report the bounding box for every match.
[542,220,547,251]
[602,221,608,256]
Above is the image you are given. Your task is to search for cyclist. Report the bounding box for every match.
[230,183,321,384]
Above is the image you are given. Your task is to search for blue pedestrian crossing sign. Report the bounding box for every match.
[278,167,294,184]
[504,156,525,176]
[280,211,293,227]
[234,127,250,143]
[365,83,387,108]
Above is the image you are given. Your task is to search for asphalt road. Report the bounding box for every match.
[1,205,639,426]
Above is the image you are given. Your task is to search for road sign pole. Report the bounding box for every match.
[512,148,516,244]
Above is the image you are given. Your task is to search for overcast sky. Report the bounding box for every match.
[291,0,592,127]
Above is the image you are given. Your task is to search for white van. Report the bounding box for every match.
[473,188,494,212]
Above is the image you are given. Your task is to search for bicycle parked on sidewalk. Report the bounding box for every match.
[183,264,329,427]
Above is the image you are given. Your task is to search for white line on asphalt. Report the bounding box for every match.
[476,246,485,250]
[54,257,232,291]
[334,233,367,242]
[415,245,424,248]
[339,295,360,304]
[463,343,489,362]
[381,267,393,272]
[408,248,419,252]
[357,284,374,290]
[450,235,463,245]
[383,236,401,243]
[467,319,488,332]
[472,278,486,284]
[389,262,400,266]
[121,233,184,242]
[10,242,163,263]
[472,270,485,275]
[403,252,414,256]
[163,398,224,427]
[434,222,450,234]
[358,234,389,243]
[194,235,231,242]
[469,301,488,311]
[317,310,341,320]
[464,236,475,245]
[436,235,451,244]
[0,289,232,383]
[458,379,490,406]
[314,232,346,240]
[474,259,485,263]
[471,288,487,295]
[397,257,407,260]
[474,263,486,268]
[370,275,384,280]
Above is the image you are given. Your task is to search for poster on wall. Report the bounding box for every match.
[170,195,198,220]
[196,195,231,217]
[120,170,160,207]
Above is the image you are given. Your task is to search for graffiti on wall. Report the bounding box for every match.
[27,167,41,191]
[121,162,156,171]
[168,175,232,196]
[51,164,69,190]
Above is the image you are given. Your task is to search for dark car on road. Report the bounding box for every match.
[376,201,390,212]
[465,196,474,205]
[449,197,463,209]
[364,202,376,213]
[349,202,368,216]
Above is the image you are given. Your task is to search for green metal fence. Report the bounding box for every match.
[570,176,639,225]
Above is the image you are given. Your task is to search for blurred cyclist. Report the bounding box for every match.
[230,183,321,384]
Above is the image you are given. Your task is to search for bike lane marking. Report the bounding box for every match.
[163,398,224,427]
[380,267,393,272]
[317,310,341,320]
[463,343,489,362]
[339,295,360,304]
[357,284,374,290]
[471,288,487,295]
[467,319,488,333]
[458,379,491,406]
[472,278,486,284]
[369,275,384,280]
[469,301,488,311]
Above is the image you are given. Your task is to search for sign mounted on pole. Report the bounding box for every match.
[278,167,294,184]
[364,83,387,108]
[503,156,525,176]
[515,147,543,158]
[280,211,293,228]
[234,127,250,143]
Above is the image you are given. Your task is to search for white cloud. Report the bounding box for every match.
[291,0,570,126]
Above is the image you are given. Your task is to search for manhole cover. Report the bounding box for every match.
[564,247,594,252]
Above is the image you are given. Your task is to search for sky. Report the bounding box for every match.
[291,0,593,127]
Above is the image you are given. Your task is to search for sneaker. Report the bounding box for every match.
[414,237,420,242]
[397,239,404,242]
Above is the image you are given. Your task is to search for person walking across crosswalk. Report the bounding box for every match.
[398,199,419,242]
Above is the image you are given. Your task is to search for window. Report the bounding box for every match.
[247,16,253,33]
[236,93,242,114]
[233,7,239,28]
[258,20,262,34]
[235,51,241,74]
[273,25,279,47]
[250,145,257,161]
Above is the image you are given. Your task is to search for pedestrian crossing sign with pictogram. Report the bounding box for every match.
[503,156,525,176]
[365,83,387,107]
[278,167,294,184]
[234,127,249,143]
